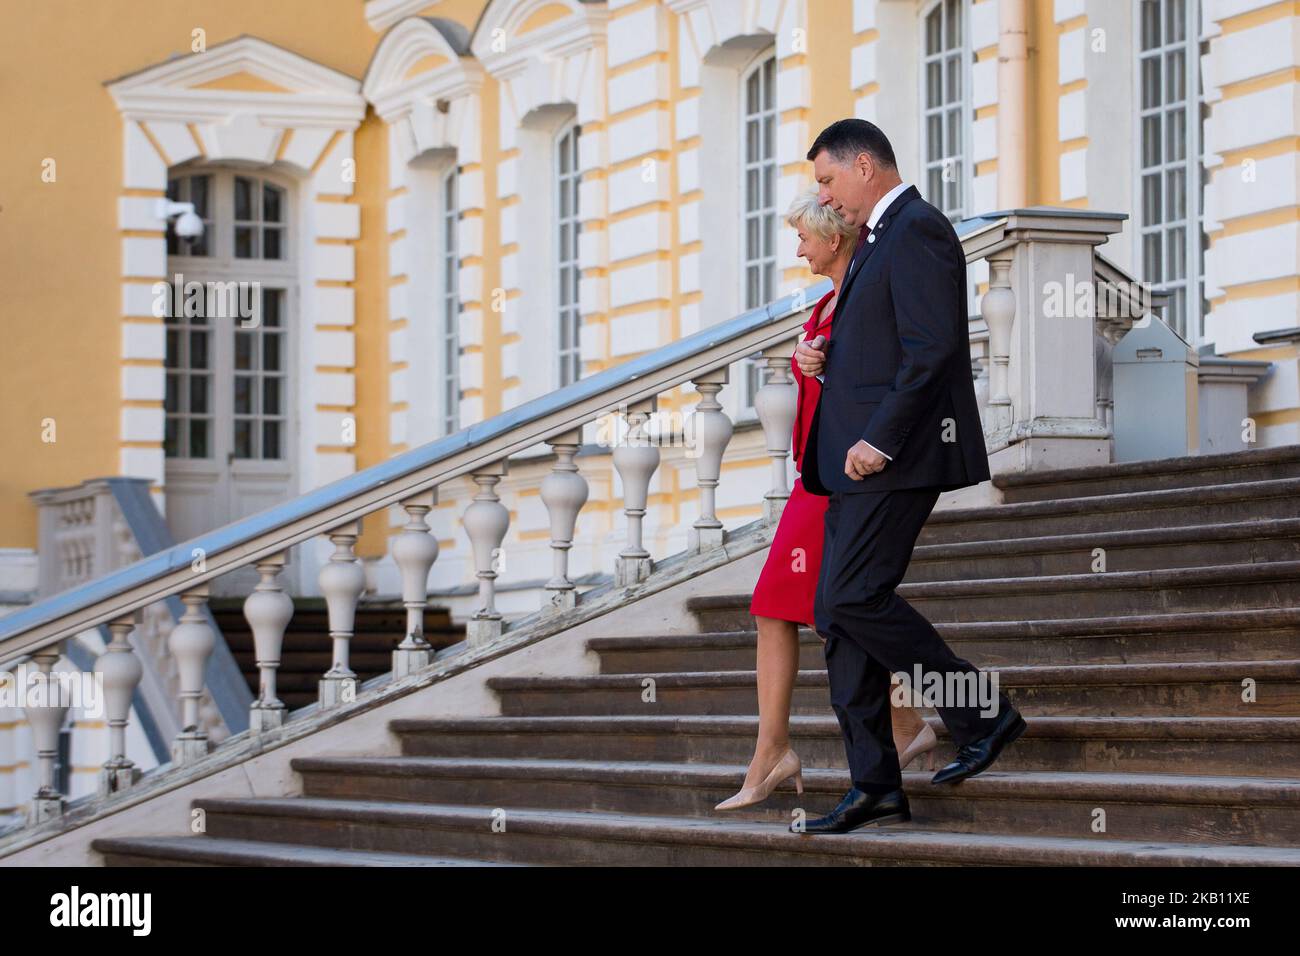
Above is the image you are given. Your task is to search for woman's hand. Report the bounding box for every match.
[795,335,827,377]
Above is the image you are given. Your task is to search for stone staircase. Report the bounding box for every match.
[90,447,1300,865]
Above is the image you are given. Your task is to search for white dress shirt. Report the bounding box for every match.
[811,183,912,463]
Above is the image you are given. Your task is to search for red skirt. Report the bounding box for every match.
[748,476,829,629]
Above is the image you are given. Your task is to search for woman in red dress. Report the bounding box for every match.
[715,189,936,810]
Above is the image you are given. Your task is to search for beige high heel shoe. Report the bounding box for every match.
[898,722,938,771]
[715,748,804,810]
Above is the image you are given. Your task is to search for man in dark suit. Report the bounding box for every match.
[793,119,1026,834]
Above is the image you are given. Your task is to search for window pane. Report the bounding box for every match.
[262,420,281,460]
[189,374,208,414]
[235,226,256,258]
[263,184,282,222]
[264,332,281,372]
[254,375,277,416]
[927,115,943,161]
[1166,0,1186,44]
[1165,107,1186,162]
[1166,166,1186,220]
[926,62,941,108]
[190,331,209,369]
[191,175,210,218]
[1142,115,1162,167]
[1143,233,1163,283]
[1142,173,1163,226]
[164,417,179,458]
[1141,57,1161,110]
[263,289,281,327]
[189,419,209,459]
[235,331,252,371]
[1141,0,1160,50]
[263,227,282,260]
[235,375,252,415]
[234,420,251,459]
[1168,225,1186,280]
[1165,49,1185,103]
[235,176,254,221]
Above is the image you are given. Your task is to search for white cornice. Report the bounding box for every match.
[106,35,365,128]
[364,16,484,122]
[471,0,608,80]
[365,0,441,33]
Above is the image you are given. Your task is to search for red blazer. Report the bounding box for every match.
[791,289,835,472]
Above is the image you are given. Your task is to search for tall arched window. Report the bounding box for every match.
[741,52,777,407]
[556,123,582,387]
[441,165,461,434]
[1137,0,1205,341]
[921,0,969,221]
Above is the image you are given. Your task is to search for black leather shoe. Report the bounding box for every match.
[791,786,910,834]
[930,705,1027,785]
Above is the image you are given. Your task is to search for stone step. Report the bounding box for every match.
[180,796,1300,865]
[917,477,1300,545]
[91,836,525,867]
[993,446,1300,504]
[898,562,1300,623]
[906,518,1300,582]
[665,608,1300,667]
[290,756,1300,847]
[391,714,1300,778]
[487,659,1300,718]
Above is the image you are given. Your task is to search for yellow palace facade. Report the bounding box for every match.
[3,0,1300,618]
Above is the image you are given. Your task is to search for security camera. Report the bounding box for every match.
[154,198,205,239]
[174,209,204,238]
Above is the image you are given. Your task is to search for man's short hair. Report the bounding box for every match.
[807,118,898,172]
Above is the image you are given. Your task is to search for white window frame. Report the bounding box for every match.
[163,166,297,467]
[441,165,461,435]
[556,120,583,388]
[1134,0,1205,343]
[740,49,778,409]
[919,0,973,223]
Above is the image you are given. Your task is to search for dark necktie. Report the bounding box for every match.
[850,222,872,275]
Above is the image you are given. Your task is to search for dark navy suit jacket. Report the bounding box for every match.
[800,185,990,496]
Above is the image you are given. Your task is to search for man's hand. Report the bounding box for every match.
[795,335,827,377]
[845,440,887,479]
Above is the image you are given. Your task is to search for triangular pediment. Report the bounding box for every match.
[106,35,364,125]
[107,35,360,94]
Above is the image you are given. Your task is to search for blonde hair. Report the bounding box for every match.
[785,186,857,251]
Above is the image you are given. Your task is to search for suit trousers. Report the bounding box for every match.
[813,486,1012,788]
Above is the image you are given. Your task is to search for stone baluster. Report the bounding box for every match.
[687,369,734,549]
[463,463,510,645]
[612,398,660,587]
[392,490,439,678]
[170,586,214,763]
[982,251,1016,436]
[753,343,798,524]
[318,521,365,707]
[540,431,588,611]
[96,614,143,797]
[23,643,69,823]
[244,553,293,732]
[1094,330,1115,435]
